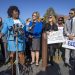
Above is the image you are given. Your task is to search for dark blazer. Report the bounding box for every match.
[44,23,58,32]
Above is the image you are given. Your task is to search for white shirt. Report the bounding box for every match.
[13,19,24,28]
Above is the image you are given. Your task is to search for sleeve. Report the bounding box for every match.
[42,23,47,32]
[1,19,8,35]
[55,24,58,31]
[23,25,26,33]
[28,21,32,27]
[36,22,43,34]
[63,21,70,36]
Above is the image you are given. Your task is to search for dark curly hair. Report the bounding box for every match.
[7,6,20,17]
[70,8,75,13]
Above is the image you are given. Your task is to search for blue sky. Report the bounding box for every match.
[0,0,75,20]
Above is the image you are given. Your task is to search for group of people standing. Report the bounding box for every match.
[0,6,75,71]
[0,6,43,66]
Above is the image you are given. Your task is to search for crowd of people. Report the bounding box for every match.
[0,6,75,71]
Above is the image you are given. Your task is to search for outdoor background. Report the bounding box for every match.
[0,0,75,20]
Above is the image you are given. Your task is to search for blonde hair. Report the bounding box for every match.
[48,15,56,24]
[32,11,41,22]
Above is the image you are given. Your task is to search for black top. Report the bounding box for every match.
[43,23,58,32]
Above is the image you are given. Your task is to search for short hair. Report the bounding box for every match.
[70,8,75,13]
[7,6,20,17]
[26,18,31,22]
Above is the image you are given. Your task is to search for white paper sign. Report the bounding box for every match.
[47,31,65,44]
[62,39,75,50]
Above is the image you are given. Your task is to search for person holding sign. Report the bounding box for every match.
[64,8,75,67]
[44,15,58,65]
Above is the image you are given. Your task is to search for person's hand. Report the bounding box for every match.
[68,34,74,40]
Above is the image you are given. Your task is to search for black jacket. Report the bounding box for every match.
[43,23,58,32]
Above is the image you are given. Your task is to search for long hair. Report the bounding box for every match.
[32,11,41,22]
[48,15,56,24]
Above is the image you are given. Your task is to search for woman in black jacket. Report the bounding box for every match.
[44,15,58,65]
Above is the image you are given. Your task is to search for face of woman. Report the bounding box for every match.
[12,10,19,19]
[48,16,53,22]
[58,19,63,24]
[32,13,37,21]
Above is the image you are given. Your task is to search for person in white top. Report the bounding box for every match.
[57,17,65,62]
[57,17,64,32]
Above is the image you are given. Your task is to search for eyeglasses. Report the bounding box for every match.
[48,16,52,19]
[58,20,62,21]
[32,14,36,17]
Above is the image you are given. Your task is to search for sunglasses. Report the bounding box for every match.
[69,13,74,14]
[48,16,52,18]
[58,20,62,21]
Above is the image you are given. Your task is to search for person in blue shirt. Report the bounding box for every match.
[0,6,26,65]
[28,12,43,66]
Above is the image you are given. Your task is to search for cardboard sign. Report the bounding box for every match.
[47,31,65,44]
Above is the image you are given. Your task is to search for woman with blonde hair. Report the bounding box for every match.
[44,15,58,66]
[28,12,43,66]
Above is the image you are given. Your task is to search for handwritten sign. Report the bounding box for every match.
[47,31,65,44]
